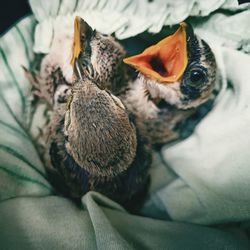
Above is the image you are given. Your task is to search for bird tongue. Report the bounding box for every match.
[123,23,188,83]
[71,16,82,66]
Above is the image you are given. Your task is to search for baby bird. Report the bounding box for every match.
[123,23,220,145]
[47,78,151,210]
[47,62,151,212]
[25,16,130,158]
[42,17,151,211]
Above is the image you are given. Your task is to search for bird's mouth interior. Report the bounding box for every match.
[149,56,168,77]
[123,23,188,83]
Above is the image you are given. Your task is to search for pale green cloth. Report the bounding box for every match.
[1,0,250,249]
[0,16,53,200]
[149,48,250,224]
[1,193,249,250]
[30,0,250,52]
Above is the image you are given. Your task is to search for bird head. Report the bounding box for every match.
[63,65,137,177]
[70,16,127,94]
[56,17,137,178]
[124,22,217,110]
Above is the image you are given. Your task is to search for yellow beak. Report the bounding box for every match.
[70,16,82,66]
[123,23,188,83]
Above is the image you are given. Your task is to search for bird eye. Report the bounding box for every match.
[189,69,206,86]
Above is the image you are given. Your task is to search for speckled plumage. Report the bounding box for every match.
[72,19,128,95]
[47,80,151,210]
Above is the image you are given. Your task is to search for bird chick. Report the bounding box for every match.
[47,70,151,211]
[25,17,129,159]
[123,23,220,145]
[44,17,151,211]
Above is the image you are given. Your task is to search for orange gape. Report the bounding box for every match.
[71,16,82,66]
[123,23,188,83]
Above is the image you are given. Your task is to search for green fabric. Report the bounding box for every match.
[29,0,250,53]
[1,193,249,250]
[1,0,250,249]
[150,48,250,224]
[0,16,53,200]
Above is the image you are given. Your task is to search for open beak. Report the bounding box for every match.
[123,23,188,83]
[70,16,93,66]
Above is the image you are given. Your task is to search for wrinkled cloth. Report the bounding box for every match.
[30,0,250,52]
[1,0,250,249]
[1,193,249,250]
[148,48,250,225]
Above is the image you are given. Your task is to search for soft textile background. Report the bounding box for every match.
[1,0,250,249]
